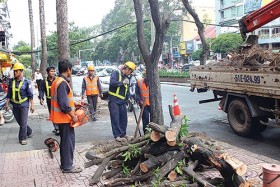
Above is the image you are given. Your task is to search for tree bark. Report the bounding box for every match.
[39,0,47,78]
[28,0,36,74]
[133,0,170,125]
[56,0,70,61]
[182,0,209,65]
[183,137,246,187]
[140,150,178,173]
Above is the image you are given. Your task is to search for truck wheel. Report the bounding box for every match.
[252,118,268,133]
[227,99,252,137]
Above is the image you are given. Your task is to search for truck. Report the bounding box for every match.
[189,0,280,137]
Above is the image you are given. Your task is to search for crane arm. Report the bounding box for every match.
[239,0,280,40]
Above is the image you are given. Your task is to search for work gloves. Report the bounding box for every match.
[123,78,129,85]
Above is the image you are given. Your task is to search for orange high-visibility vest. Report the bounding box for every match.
[137,79,150,106]
[50,77,75,124]
[84,76,99,96]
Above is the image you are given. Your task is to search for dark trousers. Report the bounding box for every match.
[58,123,75,171]
[46,99,59,130]
[36,80,42,90]
[13,106,32,141]
[142,105,151,133]
[108,101,127,138]
[87,95,98,114]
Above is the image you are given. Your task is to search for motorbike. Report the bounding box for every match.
[0,93,14,123]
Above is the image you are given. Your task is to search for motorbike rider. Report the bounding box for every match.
[5,62,34,145]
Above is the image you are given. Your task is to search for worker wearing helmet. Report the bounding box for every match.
[5,62,34,145]
[81,65,102,121]
[108,61,136,142]
[38,67,59,135]
[50,59,82,173]
[135,70,150,134]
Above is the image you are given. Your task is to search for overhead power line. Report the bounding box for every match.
[11,18,270,55]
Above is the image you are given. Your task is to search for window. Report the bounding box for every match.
[236,6,243,17]
[231,7,236,17]
[272,27,280,34]
[258,29,269,39]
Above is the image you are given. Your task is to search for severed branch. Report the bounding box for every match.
[89,153,118,186]
[102,167,122,180]
[183,160,215,187]
[140,150,178,173]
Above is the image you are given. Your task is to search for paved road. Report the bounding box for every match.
[1,78,280,162]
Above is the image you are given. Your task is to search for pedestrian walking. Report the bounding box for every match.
[81,65,102,121]
[50,59,82,173]
[34,69,43,89]
[39,67,59,135]
[5,62,34,145]
[135,71,150,134]
[108,61,136,142]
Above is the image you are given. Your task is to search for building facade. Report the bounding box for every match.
[0,1,11,49]
[216,0,280,50]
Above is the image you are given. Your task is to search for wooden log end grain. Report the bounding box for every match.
[168,170,177,181]
[150,131,161,142]
[165,131,177,142]
[140,163,149,173]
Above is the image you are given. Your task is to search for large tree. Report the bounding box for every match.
[133,0,171,125]
[28,0,36,73]
[182,0,209,65]
[56,0,70,61]
[39,0,47,78]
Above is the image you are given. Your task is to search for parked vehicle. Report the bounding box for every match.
[95,66,117,100]
[181,64,194,71]
[189,0,280,137]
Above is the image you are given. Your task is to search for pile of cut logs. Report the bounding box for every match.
[84,106,250,187]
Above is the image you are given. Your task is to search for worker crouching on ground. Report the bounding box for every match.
[108,61,136,142]
[81,65,102,121]
[5,62,34,145]
[50,60,82,173]
[136,71,150,134]
[39,67,59,135]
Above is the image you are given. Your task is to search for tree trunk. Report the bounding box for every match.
[133,0,170,125]
[28,0,36,74]
[39,0,47,78]
[56,0,70,61]
[182,0,209,65]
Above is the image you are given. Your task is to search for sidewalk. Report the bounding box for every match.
[1,138,279,187]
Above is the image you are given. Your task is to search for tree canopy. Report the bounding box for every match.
[211,33,243,54]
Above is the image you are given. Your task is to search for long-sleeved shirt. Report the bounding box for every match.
[56,75,72,114]
[108,70,129,105]
[6,77,33,108]
[39,77,56,101]
[81,75,102,96]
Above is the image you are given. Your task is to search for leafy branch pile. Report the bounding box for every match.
[84,106,249,187]
[217,44,280,67]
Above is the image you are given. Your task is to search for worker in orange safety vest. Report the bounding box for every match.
[135,70,150,134]
[81,65,102,121]
[50,59,82,173]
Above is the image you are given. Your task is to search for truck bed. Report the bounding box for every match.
[190,66,280,99]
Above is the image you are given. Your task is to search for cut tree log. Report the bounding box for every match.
[167,170,177,181]
[104,170,154,187]
[183,137,246,187]
[89,153,117,186]
[153,150,186,181]
[182,160,215,187]
[84,158,103,168]
[165,105,184,146]
[140,150,178,173]
[102,167,122,180]
[148,122,169,134]
[150,130,162,142]
[220,153,247,176]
